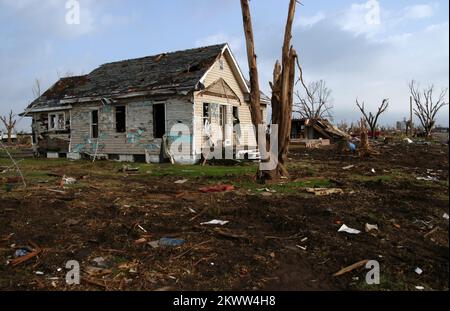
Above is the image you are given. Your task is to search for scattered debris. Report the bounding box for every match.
[121,165,139,172]
[200,220,229,226]
[84,266,112,277]
[415,267,423,275]
[306,188,344,196]
[47,189,66,194]
[348,142,356,152]
[134,238,148,245]
[174,179,188,184]
[417,176,439,182]
[404,138,413,144]
[92,257,108,268]
[35,271,44,276]
[213,228,249,241]
[333,259,370,277]
[338,224,361,235]
[148,240,160,249]
[443,213,449,220]
[342,165,355,170]
[14,249,29,258]
[10,242,42,267]
[136,224,148,233]
[61,175,77,186]
[424,227,439,239]
[415,286,425,290]
[158,238,185,247]
[365,223,379,233]
[199,184,235,193]
[371,168,376,174]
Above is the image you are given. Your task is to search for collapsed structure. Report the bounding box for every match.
[23,44,270,163]
[291,118,350,147]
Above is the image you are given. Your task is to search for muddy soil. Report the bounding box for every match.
[0,142,448,291]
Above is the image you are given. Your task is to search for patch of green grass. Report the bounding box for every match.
[349,175,394,183]
[236,178,333,194]
[145,163,258,178]
[357,275,407,291]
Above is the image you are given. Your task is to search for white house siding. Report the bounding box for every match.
[193,52,265,157]
[68,97,194,162]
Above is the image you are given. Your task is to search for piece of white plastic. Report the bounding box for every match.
[338,224,361,234]
[201,220,229,226]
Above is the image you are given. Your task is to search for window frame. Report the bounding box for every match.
[153,102,166,139]
[115,105,126,133]
[48,112,66,131]
[91,110,99,139]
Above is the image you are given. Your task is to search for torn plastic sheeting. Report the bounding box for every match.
[338,224,361,234]
[201,220,229,226]
[199,184,235,193]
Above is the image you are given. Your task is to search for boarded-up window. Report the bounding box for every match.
[115,106,126,133]
[153,104,165,138]
[91,110,99,138]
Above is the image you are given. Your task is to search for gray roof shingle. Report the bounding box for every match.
[27,44,226,110]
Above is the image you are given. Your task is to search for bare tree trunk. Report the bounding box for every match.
[240,0,262,127]
[241,0,298,181]
[0,110,17,145]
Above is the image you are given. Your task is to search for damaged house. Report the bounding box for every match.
[23,44,269,164]
[291,118,350,146]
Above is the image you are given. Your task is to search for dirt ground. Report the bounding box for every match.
[0,140,448,291]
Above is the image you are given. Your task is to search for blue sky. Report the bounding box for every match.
[0,0,448,131]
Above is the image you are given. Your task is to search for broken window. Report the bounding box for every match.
[48,113,65,131]
[233,106,240,125]
[115,106,126,133]
[203,103,210,125]
[91,110,99,139]
[153,103,166,139]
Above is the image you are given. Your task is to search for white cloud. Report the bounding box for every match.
[403,4,434,20]
[338,0,384,38]
[255,1,449,126]
[296,12,326,28]
[195,33,244,53]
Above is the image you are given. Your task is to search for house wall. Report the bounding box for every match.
[69,97,194,162]
[193,52,267,157]
[33,97,194,163]
[32,110,71,154]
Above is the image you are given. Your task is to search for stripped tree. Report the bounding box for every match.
[409,80,449,137]
[294,80,333,120]
[240,0,299,180]
[356,99,389,139]
[0,110,17,145]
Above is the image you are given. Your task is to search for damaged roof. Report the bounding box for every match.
[26,43,228,111]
